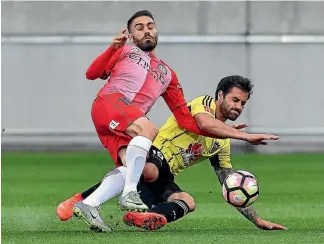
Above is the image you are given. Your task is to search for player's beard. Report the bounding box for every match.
[134,34,158,52]
[220,101,241,121]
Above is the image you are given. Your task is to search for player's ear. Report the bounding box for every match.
[218,91,224,102]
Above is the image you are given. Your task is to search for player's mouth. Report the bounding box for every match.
[231,110,240,116]
[143,36,154,41]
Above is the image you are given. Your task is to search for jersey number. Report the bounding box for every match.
[152,149,164,161]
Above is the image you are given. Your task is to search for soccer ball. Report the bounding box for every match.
[222,170,259,208]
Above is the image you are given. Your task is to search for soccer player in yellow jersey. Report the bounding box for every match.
[122,75,286,231]
[57,75,286,232]
[153,93,232,176]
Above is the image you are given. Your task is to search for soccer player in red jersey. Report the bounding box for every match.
[85,10,208,213]
[57,11,279,231]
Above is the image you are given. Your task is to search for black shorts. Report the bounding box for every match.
[137,146,184,207]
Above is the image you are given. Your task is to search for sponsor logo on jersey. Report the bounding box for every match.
[128,54,166,84]
[158,64,168,75]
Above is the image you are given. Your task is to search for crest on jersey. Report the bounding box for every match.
[158,64,168,75]
[179,143,204,167]
[131,46,142,54]
[204,105,214,114]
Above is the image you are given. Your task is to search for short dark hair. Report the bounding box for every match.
[127,10,155,32]
[215,75,254,100]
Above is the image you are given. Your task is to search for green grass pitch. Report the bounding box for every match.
[2,152,324,244]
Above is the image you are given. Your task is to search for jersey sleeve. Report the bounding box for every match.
[190,96,216,117]
[104,47,125,76]
[162,69,187,111]
[85,45,123,80]
[209,139,232,169]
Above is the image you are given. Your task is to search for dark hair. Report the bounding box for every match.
[127,10,155,32]
[215,75,254,100]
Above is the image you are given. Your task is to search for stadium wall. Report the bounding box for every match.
[2,1,324,153]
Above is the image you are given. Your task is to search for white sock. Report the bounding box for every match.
[83,166,127,207]
[122,136,152,197]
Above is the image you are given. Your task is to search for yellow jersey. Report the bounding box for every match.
[153,95,232,175]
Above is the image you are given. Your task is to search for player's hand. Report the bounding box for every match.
[255,218,288,230]
[112,29,128,50]
[245,134,279,145]
[232,123,248,130]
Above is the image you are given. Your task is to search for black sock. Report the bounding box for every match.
[81,182,101,199]
[148,200,190,223]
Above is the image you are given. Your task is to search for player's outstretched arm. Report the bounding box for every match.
[194,113,249,140]
[161,69,247,138]
[194,113,279,145]
[161,71,279,145]
[85,29,127,80]
[210,157,287,230]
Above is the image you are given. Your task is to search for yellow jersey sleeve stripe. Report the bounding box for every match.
[202,95,213,108]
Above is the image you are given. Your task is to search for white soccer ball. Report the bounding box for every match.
[222,170,259,208]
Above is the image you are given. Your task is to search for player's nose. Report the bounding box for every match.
[235,104,243,112]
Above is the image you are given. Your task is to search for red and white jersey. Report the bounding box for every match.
[97,45,173,114]
[86,44,215,138]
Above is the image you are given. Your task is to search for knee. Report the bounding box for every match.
[168,193,196,212]
[142,125,159,141]
[143,163,159,183]
[126,117,159,141]
[185,197,196,212]
[131,118,159,141]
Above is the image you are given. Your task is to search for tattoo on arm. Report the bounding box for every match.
[235,206,259,224]
[213,167,233,185]
[209,155,233,185]
[210,160,260,224]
